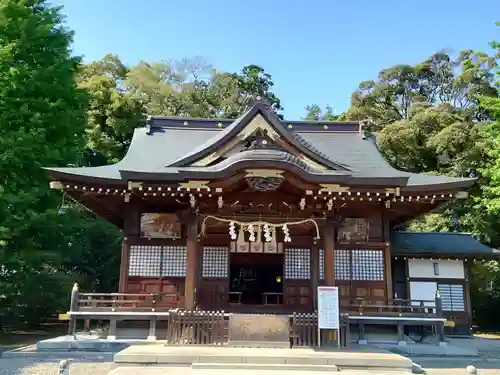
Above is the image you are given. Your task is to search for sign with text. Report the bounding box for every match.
[317,286,340,330]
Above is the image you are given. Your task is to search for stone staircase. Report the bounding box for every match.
[113,345,413,373]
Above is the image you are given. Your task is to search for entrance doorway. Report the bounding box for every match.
[229,253,283,305]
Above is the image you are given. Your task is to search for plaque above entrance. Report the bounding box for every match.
[228,314,290,348]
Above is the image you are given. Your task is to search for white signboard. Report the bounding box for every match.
[317,286,340,330]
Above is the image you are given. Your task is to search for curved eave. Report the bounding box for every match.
[168,102,351,171]
[43,167,125,186]
[119,159,410,186]
[402,177,477,192]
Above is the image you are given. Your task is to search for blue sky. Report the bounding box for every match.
[54,0,498,119]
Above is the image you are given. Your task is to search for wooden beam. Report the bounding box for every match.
[184,215,199,310]
[324,218,335,286]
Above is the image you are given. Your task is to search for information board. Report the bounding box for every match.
[317,286,340,330]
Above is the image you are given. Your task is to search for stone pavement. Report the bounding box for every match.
[107,366,412,375]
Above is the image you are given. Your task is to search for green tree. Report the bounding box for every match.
[78,54,144,165]
[0,0,88,326]
[303,104,341,121]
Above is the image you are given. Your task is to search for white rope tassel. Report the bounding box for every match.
[237,225,246,246]
[199,215,321,240]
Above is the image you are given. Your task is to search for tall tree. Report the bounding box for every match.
[0,0,88,326]
[78,54,144,165]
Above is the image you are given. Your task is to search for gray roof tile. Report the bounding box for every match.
[44,103,477,190]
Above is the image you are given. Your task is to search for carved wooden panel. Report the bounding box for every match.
[198,279,228,310]
[352,281,386,305]
[336,281,351,308]
[126,277,184,308]
[283,280,311,308]
[338,218,369,242]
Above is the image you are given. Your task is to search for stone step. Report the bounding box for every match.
[113,345,413,373]
[191,362,339,372]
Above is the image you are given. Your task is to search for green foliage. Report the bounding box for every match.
[0,0,88,327]
[345,26,500,328]
[303,104,341,121]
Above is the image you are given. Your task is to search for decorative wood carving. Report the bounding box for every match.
[178,180,211,190]
[319,184,350,194]
[246,176,284,192]
[140,213,181,239]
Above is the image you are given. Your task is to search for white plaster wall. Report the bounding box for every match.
[409,281,437,307]
[408,259,465,279]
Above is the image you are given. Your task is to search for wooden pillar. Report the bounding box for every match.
[464,259,473,333]
[324,218,335,286]
[382,212,393,303]
[384,246,393,303]
[310,240,319,309]
[118,237,130,293]
[184,215,199,310]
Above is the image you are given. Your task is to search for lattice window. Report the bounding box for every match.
[334,250,351,280]
[162,245,187,277]
[351,250,384,280]
[284,248,311,279]
[438,284,465,312]
[319,248,325,280]
[128,245,162,277]
[202,246,229,278]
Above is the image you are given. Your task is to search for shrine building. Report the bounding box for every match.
[45,98,498,339]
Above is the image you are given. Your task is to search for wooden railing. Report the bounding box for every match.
[166,310,227,345]
[346,297,442,317]
[291,312,350,347]
[65,286,444,346]
[74,292,176,312]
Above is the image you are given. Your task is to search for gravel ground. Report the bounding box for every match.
[0,359,116,375]
[0,335,499,375]
[0,358,499,375]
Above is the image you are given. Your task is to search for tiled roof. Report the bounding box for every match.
[43,101,476,190]
[390,232,498,256]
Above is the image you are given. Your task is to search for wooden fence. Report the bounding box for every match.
[291,312,350,347]
[166,310,227,345]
